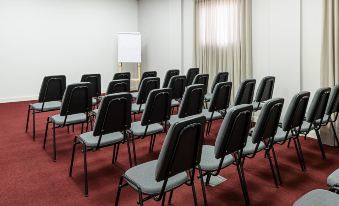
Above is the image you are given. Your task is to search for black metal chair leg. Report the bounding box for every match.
[138,190,144,206]
[52,123,57,162]
[43,117,50,149]
[112,144,117,164]
[25,105,31,133]
[266,150,279,187]
[168,190,174,205]
[236,163,250,206]
[271,146,282,185]
[330,122,339,147]
[294,138,306,171]
[81,123,84,134]
[83,144,88,197]
[315,129,326,160]
[130,134,137,165]
[32,110,36,140]
[205,173,211,185]
[198,166,208,206]
[149,135,154,152]
[115,143,120,163]
[69,136,77,176]
[191,180,198,206]
[125,134,133,168]
[115,176,124,206]
[287,138,292,148]
[72,124,75,133]
[161,192,167,206]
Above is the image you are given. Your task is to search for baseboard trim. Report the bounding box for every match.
[0,96,37,103]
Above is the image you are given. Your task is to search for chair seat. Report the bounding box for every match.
[327,169,339,187]
[274,127,292,143]
[201,109,223,121]
[79,131,124,147]
[31,101,61,112]
[242,137,265,156]
[92,109,98,116]
[131,92,138,99]
[300,121,315,133]
[293,189,339,206]
[124,160,189,195]
[204,93,212,102]
[251,102,262,111]
[171,99,180,107]
[130,122,164,136]
[200,145,234,171]
[51,113,87,125]
[92,98,99,105]
[131,104,145,113]
[168,115,180,125]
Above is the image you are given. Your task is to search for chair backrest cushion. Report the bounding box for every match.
[168,75,186,100]
[60,83,92,116]
[326,85,339,115]
[234,79,256,106]
[178,84,205,118]
[209,82,232,112]
[138,71,157,90]
[211,72,229,93]
[81,74,101,98]
[106,79,130,94]
[186,68,199,86]
[163,69,180,88]
[193,74,209,95]
[38,75,66,102]
[305,87,331,123]
[136,77,160,105]
[254,76,275,102]
[113,72,131,80]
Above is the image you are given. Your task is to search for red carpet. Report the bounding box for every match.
[0,100,338,206]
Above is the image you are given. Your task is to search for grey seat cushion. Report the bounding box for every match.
[131,103,145,113]
[131,92,138,99]
[125,160,189,195]
[32,101,61,112]
[327,169,339,187]
[79,131,124,147]
[92,109,98,116]
[130,122,164,136]
[242,136,265,156]
[171,99,180,107]
[251,102,262,110]
[200,145,234,171]
[300,121,314,133]
[201,109,222,121]
[168,115,180,125]
[92,98,98,105]
[51,113,87,125]
[205,93,212,101]
[274,127,292,143]
[293,189,339,206]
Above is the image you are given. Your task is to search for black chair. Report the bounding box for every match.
[320,85,339,147]
[205,72,229,102]
[43,83,92,161]
[81,74,101,107]
[69,93,132,197]
[193,74,209,95]
[273,91,310,171]
[107,79,130,94]
[114,72,131,80]
[162,69,180,88]
[132,71,157,98]
[132,77,160,120]
[252,76,275,111]
[186,68,199,86]
[115,115,206,206]
[167,75,186,108]
[129,88,172,164]
[199,104,253,206]
[242,98,284,187]
[202,82,232,135]
[234,79,256,106]
[26,75,66,140]
[168,84,205,125]
[299,87,331,160]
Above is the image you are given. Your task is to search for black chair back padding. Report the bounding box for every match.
[178,84,205,118]
[60,83,92,116]
[81,74,101,98]
[252,98,284,144]
[113,72,131,80]
[141,88,172,126]
[168,75,186,100]
[93,93,131,136]
[234,79,256,106]
[282,91,310,131]
[305,87,331,123]
[214,104,253,159]
[106,80,130,94]
[325,85,339,115]
[254,76,275,102]
[38,75,66,102]
[209,82,232,112]
[138,71,157,90]
[186,68,199,86]
[193,74,209,95]
[163,69,180,88]
[136,77,160,105]
[155,115,206,182]
[211,72,229,93]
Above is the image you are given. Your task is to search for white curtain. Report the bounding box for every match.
[195,0,252,99]
[320,0,339,146]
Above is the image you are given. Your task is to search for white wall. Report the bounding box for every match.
[0,0,138,102]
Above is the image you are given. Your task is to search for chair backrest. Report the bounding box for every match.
[93,93,131,137]
[138,71,157,90]
[305,87,331,123]
[60,83,92,116]
[325,85,339,116]
[106,79,130,94]
[252,98,284,144]
[38,75,66,103]
[234,79,256,106]
[282,91,310,131]
[141,88,172,126]
[211,72,229,93]
[214,104,253,159]
[81,74,101,98]
[155,115,206,181]
[113,72,131,80]
[193,74,209,95]
[167,75,186,100]
[136,77,160,105]
[254,76,275,102]
[178,84,205,118]
[209,82,232,113]
[186,68,199,86]
[163,69,180,88]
